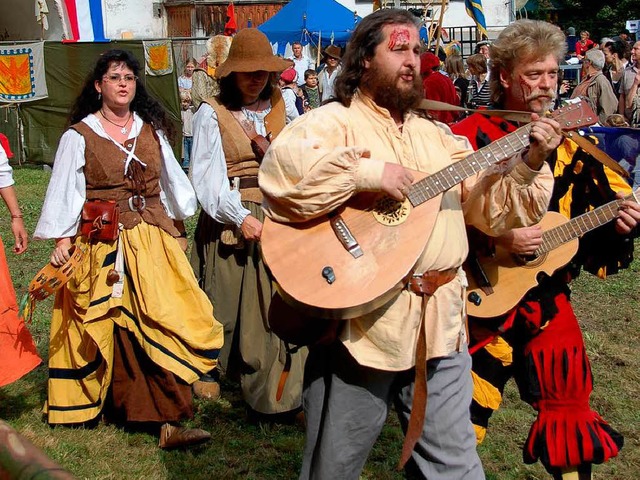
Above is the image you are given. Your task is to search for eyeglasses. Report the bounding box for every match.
[103,74,138,84]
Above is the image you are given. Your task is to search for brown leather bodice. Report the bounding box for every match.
[203,88,286,204]
[72,121,179,236]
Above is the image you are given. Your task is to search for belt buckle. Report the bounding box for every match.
[128,195,146,211]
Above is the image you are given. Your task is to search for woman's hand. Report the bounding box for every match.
[240,215,263,242]
[10,216,28,254]
[51,237,73,267]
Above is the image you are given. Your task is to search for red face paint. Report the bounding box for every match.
[388,27,411,50]
[517,75,533,104]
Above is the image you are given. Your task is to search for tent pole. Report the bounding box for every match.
[434,0,446,55]
[317,30,321,66]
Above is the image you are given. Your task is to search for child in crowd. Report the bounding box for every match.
[180,91,194,171]
[279,67,303,123]
[300,69,320,111]
[178,58,196,93]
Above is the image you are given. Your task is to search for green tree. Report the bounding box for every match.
[527,0,640,41]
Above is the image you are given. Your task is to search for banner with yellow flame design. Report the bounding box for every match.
[0,42,48,103]
[143,40,174,77]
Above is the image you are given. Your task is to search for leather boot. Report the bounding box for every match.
[158,423,211,449]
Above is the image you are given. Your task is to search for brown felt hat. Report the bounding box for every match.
[323,44,342,60]
[215,29,293,78]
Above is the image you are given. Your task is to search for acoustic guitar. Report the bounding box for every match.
[261,101,596,320]
[465,186,639,318]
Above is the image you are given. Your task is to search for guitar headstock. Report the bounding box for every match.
[550,99,597,130]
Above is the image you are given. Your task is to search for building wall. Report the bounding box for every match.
[104,0,165,39]
[0,0,511,43]
[0,0,165,42]
[0,0,64,41]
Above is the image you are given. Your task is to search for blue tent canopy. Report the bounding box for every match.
[258,0,361,52]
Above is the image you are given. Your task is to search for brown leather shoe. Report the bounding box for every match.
[158,423,211,449]
[192,379,221,400]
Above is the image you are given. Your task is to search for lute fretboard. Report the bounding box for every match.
[407,124,533,206]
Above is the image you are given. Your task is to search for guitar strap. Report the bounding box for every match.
[418,99,534,123]
[230,110,259,141]
[562,130,629,178]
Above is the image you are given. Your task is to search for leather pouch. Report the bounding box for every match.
[250,134,271,162]
[80,199,120,241]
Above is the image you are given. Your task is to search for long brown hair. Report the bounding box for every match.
[218,73,276,110]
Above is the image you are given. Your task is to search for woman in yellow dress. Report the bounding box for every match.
[34,50,223,449]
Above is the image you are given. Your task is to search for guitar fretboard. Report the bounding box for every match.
[407,124,533,206]
[536,189,639,255]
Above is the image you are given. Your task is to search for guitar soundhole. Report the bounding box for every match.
[512,252,547,268]
[372,197,411,226]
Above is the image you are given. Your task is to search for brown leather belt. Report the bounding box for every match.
[230,176,259,189]
[398,267,459,470]
[406,268,458,296]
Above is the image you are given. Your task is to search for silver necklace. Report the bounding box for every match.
[100,109,132,134]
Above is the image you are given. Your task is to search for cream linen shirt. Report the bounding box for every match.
[259,91,553,371]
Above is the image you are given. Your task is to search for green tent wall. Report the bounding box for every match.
[0,40,181,165]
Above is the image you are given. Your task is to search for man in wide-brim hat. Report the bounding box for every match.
[318,44,342,102]
[322,44,342,61]
[189,28,307,421]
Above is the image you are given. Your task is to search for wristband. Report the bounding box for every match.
[11,214,23,219]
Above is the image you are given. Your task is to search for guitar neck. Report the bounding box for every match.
[537,188,639,254]
[407,123,533,206]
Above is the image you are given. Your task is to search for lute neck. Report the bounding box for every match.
[407,122,534,207]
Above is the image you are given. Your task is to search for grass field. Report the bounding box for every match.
[1,167,638,479]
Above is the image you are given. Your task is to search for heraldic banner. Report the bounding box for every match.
[143,40,174,77]
[0,42,48,103]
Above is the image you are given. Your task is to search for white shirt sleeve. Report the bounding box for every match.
[34,129,87,240]
[0,145,13,189]
[282,88,300,124]
[157,130,197,220]
[190,103,250,227]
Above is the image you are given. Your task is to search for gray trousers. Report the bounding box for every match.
[299,342,484,480]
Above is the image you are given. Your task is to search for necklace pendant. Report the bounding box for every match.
[121,127,128,135]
